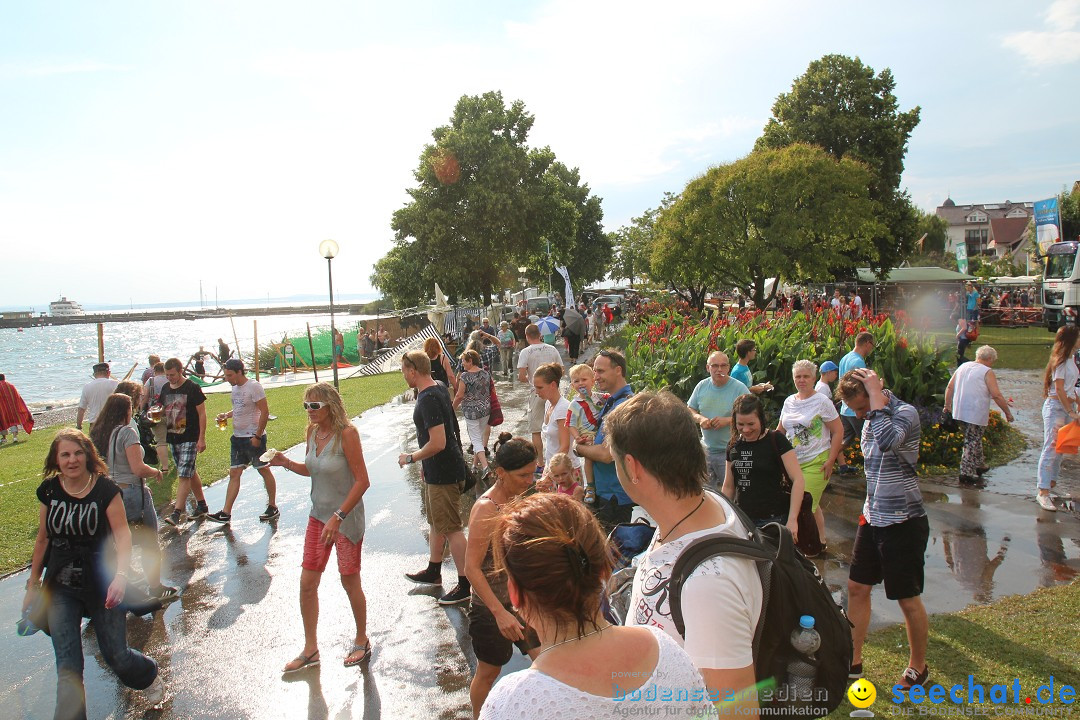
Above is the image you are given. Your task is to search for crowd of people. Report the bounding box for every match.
[13,296,1080,719]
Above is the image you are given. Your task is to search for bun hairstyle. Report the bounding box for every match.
[493,493,612,638]
[533,362,563,385]
[492,434,537,473]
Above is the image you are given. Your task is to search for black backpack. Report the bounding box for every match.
[668,499,852,716]
[134,412,158,466]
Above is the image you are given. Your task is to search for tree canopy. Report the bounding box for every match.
[610,199,672,286]
[654,144,880,309]
[756,54,921,277]
[374,91,609,307]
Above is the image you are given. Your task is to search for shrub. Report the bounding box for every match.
[625,308,952,417]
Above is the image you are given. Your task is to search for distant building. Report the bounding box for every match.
[0,311,32,320]
[935,198,1033,262]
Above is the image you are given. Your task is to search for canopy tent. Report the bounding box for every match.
[988,275,1040,286]
[855,267,976,283]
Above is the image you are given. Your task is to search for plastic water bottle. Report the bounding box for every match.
[784,615,820,703]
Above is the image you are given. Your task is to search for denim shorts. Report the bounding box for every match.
[230,434,268,469]
[119,483,158,530]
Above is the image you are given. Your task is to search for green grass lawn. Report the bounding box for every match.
[0,373,406,576]
[926,325,1055,370]
[830,580,1079,717]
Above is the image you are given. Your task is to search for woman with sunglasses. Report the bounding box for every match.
[268,383,372,672]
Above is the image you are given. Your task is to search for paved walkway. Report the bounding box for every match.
[2,352,1077,719]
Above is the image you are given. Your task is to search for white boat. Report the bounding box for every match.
[49,296,84,316]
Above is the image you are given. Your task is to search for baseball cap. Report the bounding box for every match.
[820,360,839,373]
[224,358,245,373]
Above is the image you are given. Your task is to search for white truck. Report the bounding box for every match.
[1043,240,1079,331]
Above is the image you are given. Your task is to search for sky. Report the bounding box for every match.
[2,0,1079,310]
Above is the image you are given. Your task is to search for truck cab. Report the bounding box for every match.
[1043,240,1079,331]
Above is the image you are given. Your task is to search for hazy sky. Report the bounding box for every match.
[2,0,1078,310]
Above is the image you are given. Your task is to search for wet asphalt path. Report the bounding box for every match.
[2,363,1078,719]
[2,372,537,720]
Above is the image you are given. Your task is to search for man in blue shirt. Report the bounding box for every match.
[965,282,980,324]
[687,351,750,490]
[574,349,635,527]
[730,340,771,395]
[837,331,875,474]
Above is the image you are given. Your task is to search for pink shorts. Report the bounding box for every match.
[301,516,362,575]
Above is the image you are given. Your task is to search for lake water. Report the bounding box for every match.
[0,311,377,409]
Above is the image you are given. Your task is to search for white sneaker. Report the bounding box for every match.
[1036,494,1057,512]
[145,675,165,706]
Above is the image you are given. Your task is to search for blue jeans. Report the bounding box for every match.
[706,449,726,492]
[48,587,157,720]
[1037,398,1070,491]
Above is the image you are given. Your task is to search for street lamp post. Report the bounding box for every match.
[319,239,340,390]
[517,266,528,310]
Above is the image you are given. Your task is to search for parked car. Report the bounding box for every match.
[526,296,553,316]
[593,294,624,309]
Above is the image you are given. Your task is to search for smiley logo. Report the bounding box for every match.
[848,678,876,709]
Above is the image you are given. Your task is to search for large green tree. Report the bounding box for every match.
[916,211,950,255]
[654,144,880,310]
[756,54,921,277]
[1059,183,1080,243]
[611,200,671,286]
[376,91,608,307]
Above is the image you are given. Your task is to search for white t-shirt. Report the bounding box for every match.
[830,297,841,312]
[542,396,570,465]
[815,380,832,399]
[516,343,562,396]
[779,391,839,463]
[230,378,267,437]
[853,295,863,315]
[144,375,168,409]
[1049,359,1079,401]
[478,626,717,720]
[628,493,762,671]
[79,377,119,423]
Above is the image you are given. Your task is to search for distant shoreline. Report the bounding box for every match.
[31,405,78,429]
[0,302,382,329]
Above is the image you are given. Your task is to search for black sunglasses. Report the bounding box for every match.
[302,401,326,411]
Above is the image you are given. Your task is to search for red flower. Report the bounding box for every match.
[898,337,908,350]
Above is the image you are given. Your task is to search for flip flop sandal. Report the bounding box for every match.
[282,650,320,674]
[344,642,372,667]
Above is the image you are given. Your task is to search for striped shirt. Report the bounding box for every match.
[861,392,925,527]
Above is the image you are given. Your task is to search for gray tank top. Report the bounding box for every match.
[305,432,366,544]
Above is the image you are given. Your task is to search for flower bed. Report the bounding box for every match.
[625,306,1023,474]
[626,307,951,414]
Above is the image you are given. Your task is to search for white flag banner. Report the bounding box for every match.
[556,265,575,307]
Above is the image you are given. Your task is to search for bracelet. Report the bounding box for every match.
[115,570,128,579]
[25,578,41,590]
[334,509,347,521]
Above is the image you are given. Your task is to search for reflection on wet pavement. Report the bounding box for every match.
[0,369,1077,719]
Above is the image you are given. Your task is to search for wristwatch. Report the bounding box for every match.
[406,454,414,464]
[334,509,348,521]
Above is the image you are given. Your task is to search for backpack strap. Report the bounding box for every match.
[667,497,795,657]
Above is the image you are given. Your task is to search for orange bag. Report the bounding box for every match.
[1055,421,1080,455]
